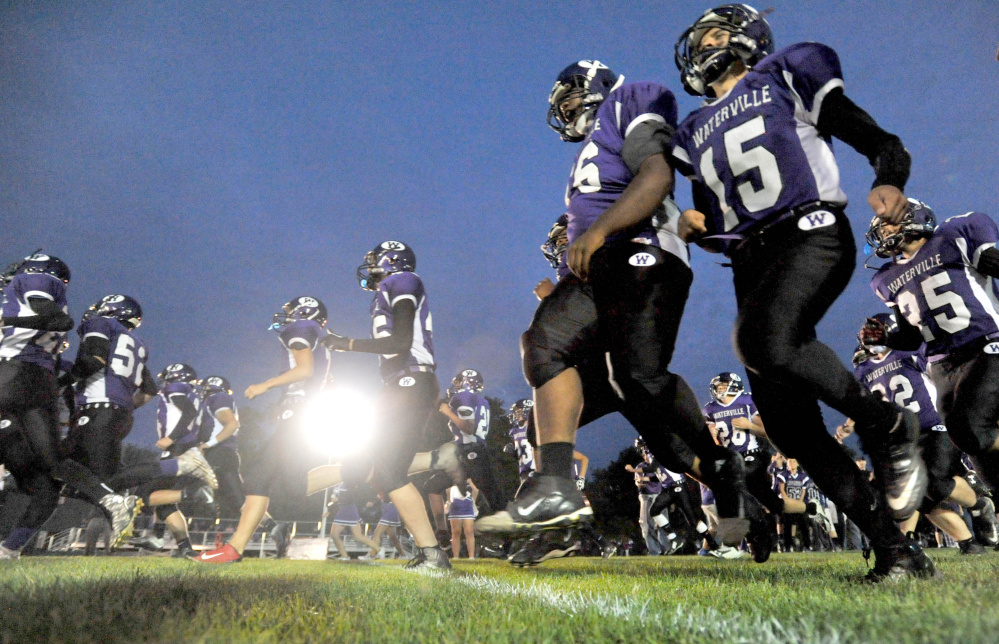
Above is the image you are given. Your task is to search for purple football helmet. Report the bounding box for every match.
[201,375,233,395]
[865,199,937,259]
[270,296,328,330]
[158,363,197,386]
[507,398,534,425]
[86,294,143,329]
[1,251,71,287]
[675,4,775,96]
[541,214,570,269]
[709,372,744,402]
[356,241,417,291]
[451,368,484,393]
[547,60,623,142]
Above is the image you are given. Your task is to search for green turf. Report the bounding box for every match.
[0,552,996,643]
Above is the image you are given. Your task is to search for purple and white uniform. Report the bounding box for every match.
[509,422,535,476]
[871,212,999,360]
[156,381,199,453]
[370,271,435,380]
[279,319,331,404]
[768,462,787,493]
[448,390,490,445]
[0,273,69,371]
[634,461,664,495]
[379,500,401,527]
[702,392,761,455]
[75,317,149,410]
[447,485,477,520]
[332,483,361,526]
[671,43,849,252]
[565,81,688,266]
[199,390,239,450]
[854,349,944,432]
[778,469,812,501]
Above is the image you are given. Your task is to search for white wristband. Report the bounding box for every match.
[205,438,219,449]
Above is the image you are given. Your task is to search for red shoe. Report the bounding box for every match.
[191,543,242,563]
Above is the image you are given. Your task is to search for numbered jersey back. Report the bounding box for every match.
[76,316,149,410]
[871,212,999,359]
[671,43,848,243]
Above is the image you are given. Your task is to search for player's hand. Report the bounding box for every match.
[534,277,555,300]
[678,209,708,242]
[439,402,450,415]
[835,419,856,441]
[868,185,908,223]
[245,383,269,399]
[731,417,754,430]
[568,228,606,281]
[321,333,351,352]
[575,477,585,491]
[156,437,173,451]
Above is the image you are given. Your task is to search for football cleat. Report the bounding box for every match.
[270,522,291,559]
[475,475,592,535]
[186,485,215,506]
[404,546,452,572]
[192,543,243,564]
[863,538,939,583]
[508,530,580,567]
[177,447,219,490]
[98,494,140,547]
[131,534,166,551]
[959,539,987,555]
[709,545,747,560]
[970,497,999,547]
[0,543,20,561]
[172,545,198,559]
[867,410,927,521]
[746,513,776,563]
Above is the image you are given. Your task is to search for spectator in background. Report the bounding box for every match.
[447,481,478,559]
[328,483,380,561]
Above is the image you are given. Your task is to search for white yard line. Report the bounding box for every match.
[377,563,842,644]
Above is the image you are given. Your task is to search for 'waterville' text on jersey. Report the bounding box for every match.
[691,85,773,148]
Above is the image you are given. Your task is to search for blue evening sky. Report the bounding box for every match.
[3,1,997,469]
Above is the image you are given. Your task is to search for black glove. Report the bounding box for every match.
[806,501,818,516]
[502,442,516,455]
[321,333,351,352]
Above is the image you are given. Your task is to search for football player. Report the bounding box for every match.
[702,373,787,520]
[777,460,812,551]
[506,398,536,485]
[670,4,933,581]
[196,375,245,516]
[867,200,999,509]
[308,242,451,571]
[194,296,331,563]
[440,369,504,513]
[479,61,767,559]
[857,314,997,553]
[624,440,671,555]
[0,253,139,558]
[152,364,218,490]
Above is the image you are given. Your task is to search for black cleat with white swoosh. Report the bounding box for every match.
[475,475,592,535]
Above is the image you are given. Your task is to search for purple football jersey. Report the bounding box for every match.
[509,422,536,476]
[565,82,686,256]
[279,319,331,401]
[633,461,664,495]
[778,469,811,500]
[370,271,435,379]
[854,349,944,431]
[448,390,490,444]
[671,43,848,250]
[75,316,150,410]
[156,381,199,449]
[768,462,787,493]
[871,212,999,359]
[702,392,761,454]
[199,390,239,449]
[0,273,69,371]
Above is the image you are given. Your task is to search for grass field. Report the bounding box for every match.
[1,551,997,643]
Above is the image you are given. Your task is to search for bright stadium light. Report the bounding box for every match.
[302,387,376,457]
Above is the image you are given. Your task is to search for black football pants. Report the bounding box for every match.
[729,211,903,548]
[204,446,245,515]
[930,352,999,490]
[65,404,134,481]
[521,243,727,474]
